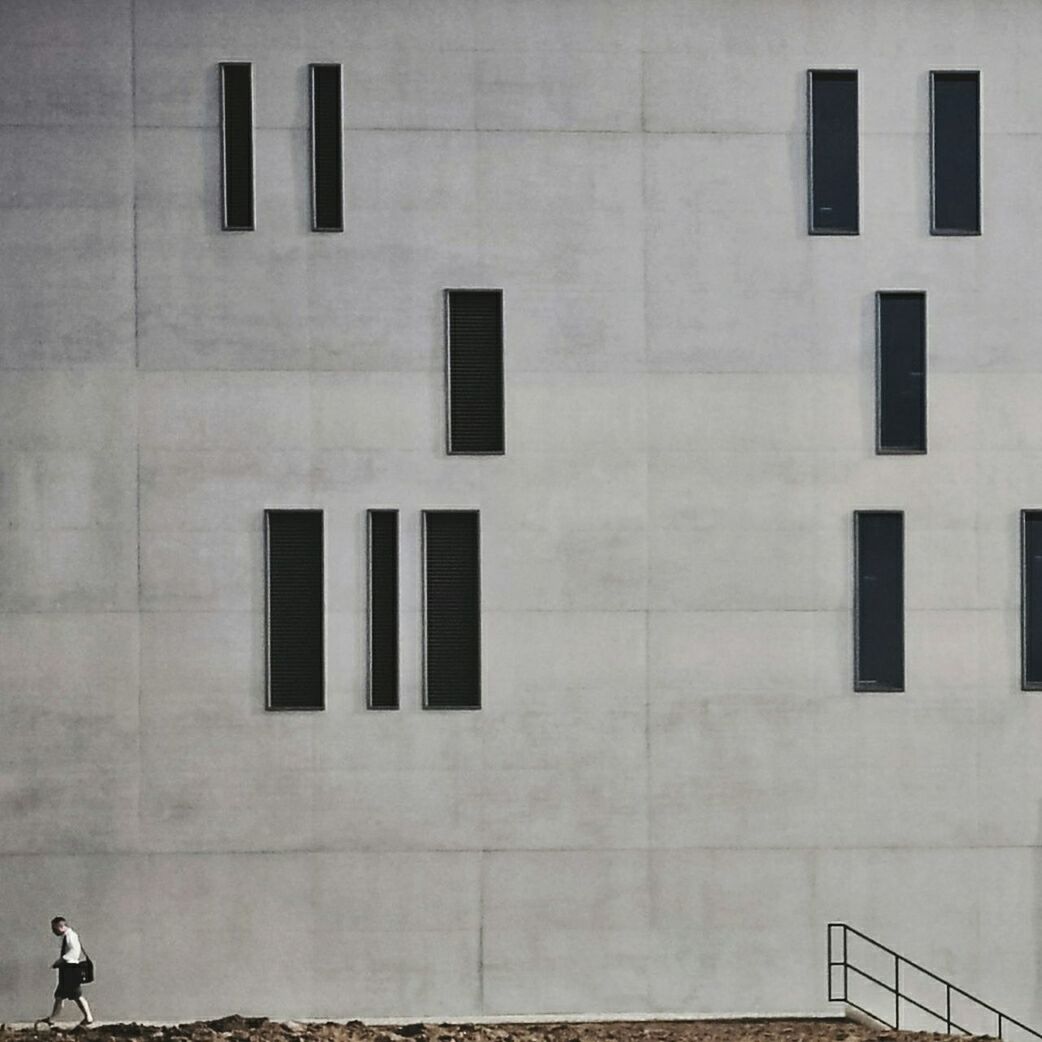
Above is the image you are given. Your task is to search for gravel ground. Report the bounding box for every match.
[0,1015,985,1042]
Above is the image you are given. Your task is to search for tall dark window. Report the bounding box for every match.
[220,62,255,231]
[368,510,399,710]
[931,71,980,235]
[423,510,481,709]
[808,70,859,234]
[310,63,343,233]
[1023,512,1042,690]
[265,510,324,710]
[854,511,904,692]
[445,289,505,455]
[877,292,926,454]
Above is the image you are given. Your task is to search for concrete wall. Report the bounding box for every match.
[3,0,1042,1026]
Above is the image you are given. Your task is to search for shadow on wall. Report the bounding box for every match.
[0,959,22,1009]
[1036,803,1042,1027]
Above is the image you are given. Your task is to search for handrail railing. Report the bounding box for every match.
[828,922,1042,1040]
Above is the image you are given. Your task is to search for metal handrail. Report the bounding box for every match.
[827,922,1042,1040]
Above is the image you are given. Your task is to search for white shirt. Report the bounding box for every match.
[60,927,82,964]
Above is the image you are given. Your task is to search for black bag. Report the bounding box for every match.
[80,951,94,985]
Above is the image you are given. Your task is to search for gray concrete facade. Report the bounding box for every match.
[3,0,1042,1026]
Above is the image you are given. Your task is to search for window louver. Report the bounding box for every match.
[266,510,324,710]
[808,70,859,235]
[931,71,980,235]
[423,511,481,709]
[854,511,904,692]
[220,62,255,231]
[310,63,344,233]
[877,292,926,454]
[1022,512,1042,690]
[446,289,505,454]
[368,510,399,710]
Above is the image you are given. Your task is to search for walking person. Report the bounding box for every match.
[37,917,94,1029]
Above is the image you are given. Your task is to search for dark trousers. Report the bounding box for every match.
[54,963,82,1001]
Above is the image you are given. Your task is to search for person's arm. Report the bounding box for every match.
[61,930,82,963]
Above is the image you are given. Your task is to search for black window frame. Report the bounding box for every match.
[1022,511,1042,691]
[807,69,860,236]
[853,510,905,694]
[219,61,256,232]
[930,70,981,236]
[264,508,326,711]
[422,509,482,711]
[876,290,927,455]
[367,508,400,710]
[444,288,506,456]
[309,62,344,233]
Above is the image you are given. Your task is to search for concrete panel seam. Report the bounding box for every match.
[478,850,486,1013]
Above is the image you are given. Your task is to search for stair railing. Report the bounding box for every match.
[827,922,1042,1039]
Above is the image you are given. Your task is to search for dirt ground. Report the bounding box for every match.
[1,1015,984,1042]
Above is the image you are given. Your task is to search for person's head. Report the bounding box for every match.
[50,917,68,936]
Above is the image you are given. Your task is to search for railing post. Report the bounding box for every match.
[843,927,849,1000]
[827,926,832,1000]
[828,924,839,1001]
[946,983,951,1033]
[999,1013,1004,1040]
[895,955,900,1029]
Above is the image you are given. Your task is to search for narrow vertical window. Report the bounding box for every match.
[877,292,927,454]
[220,62,255,231]
[310,63,343,232]
[368,509,399,709]
[854,511,904,692]
[931,71,980,235]
[445,289,505,455]
[423,510,481,709]
[1022,512,1042,690]
[808,70,859,234]
[265,510,324,710]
